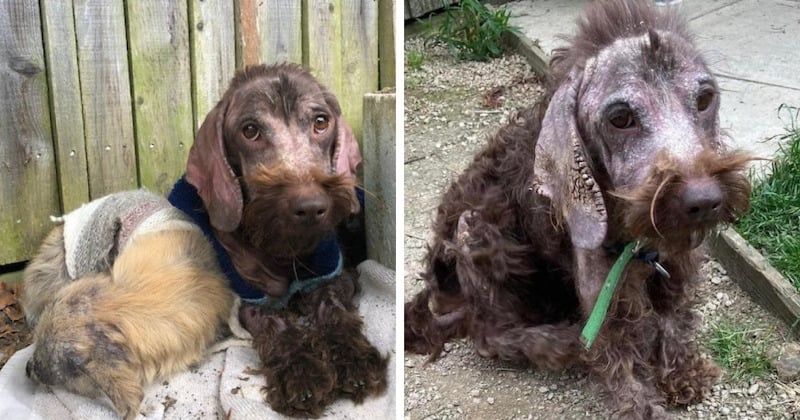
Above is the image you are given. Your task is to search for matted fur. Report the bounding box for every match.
[187,63,387,416]
[405,1,752,418]
[24,229,232,420]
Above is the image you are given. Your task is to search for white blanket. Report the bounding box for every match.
[0,260,395,420]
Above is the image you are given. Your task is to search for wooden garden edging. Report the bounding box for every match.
[710,229,800,332]
[505,29,800,332]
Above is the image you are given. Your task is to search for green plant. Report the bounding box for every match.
[428,0,519,62]
[707,321,773,381]
[737,104,800,289]
[406,50,425,71]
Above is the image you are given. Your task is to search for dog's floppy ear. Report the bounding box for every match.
[333,116,362,213]
[534,68,607,249]
[186,101,243,232]
[333,116,362,177]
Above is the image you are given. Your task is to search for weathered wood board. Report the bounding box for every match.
[74,0,137,198]
[41,0,90,212]
[0,0,392,266]
[190,0,236,129]
[126,0,194,194]
[379,0,396,88]
[0,1,59,265]
[363,93,397,269]
[258,0,302,65]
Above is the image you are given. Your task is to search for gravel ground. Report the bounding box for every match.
[403,38,800,419]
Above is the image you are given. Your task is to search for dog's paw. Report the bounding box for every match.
[323,326,388,403]
[258,324,336,417]
[262,342,337,417]
[662,357,722,405]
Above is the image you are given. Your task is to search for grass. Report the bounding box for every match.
[406,50,425,71]
[423,0,519,62]
[736,105,800,289]
[708,321,773,381]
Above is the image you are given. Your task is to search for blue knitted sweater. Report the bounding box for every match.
[168,176,344,308]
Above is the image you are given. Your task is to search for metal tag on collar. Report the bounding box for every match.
[633,240,671,279]
[651,261,671,278]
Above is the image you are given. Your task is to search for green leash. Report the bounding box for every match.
[580,241,636,350]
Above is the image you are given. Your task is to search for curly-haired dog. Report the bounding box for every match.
[405,1,752,418]
[168,63,387,417]
[22,190,233,420]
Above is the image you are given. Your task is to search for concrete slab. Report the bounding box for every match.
[690,0,800,91]
[718,76,797,158]
[503,0,800,156]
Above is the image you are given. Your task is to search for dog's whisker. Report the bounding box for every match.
[649,176,672,239]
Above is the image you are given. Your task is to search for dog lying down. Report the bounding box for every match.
[406,0,752,418]
[21,63,389,419]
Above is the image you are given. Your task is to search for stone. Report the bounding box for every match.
[771,342,800,381]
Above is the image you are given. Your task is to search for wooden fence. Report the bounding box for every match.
[0,0,395,266]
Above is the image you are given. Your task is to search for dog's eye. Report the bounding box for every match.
[608,109,636,130]
[696,91,714,112]
[242,124,260,141]
[313,116,330,134]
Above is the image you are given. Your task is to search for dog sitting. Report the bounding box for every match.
[405,1,751,418]
[22,190,233,420]
[168,63,387,417]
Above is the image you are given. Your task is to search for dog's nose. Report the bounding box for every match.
[292,194,329,224]
[682,179,723,223]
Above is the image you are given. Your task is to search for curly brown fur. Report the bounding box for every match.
[188,63,386,416]
[406,1,752,418]
[25,229,233,420]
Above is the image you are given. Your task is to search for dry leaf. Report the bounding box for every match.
[0,291,15,310]
[242,367,261,376]
[4,306,24,322]
[0,325,15,339]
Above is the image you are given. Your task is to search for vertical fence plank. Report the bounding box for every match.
[363,93,396,269]
[0,0,58,264]
[258,0,302,65]
[303,0,343,99]
[74,0,137,197]
[236,0,260,68]
[41,0,89,212]
[378,0,395,89]
[338,0,379,144]
[190,0,235,127]
[126,0,193,194]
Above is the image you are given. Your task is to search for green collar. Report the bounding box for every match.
[580,242,636,350]
[580,241,672,349]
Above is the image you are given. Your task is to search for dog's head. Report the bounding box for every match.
[187,64,361,258]
[534,0,751,252]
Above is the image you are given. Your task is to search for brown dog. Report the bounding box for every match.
[168,63,387,417]
[405,1,751,418]
[23,191,233,420]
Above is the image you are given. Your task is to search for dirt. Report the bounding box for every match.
[403,38,800,419]
[0,281,32,370]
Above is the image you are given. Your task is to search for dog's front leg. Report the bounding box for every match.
[240,304,337,417]
[574,249,668,420]
[295,273,389,404]
[652,303,721,405]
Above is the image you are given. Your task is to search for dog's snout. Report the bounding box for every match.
[681,179,722,222]
[291,193,329,224]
